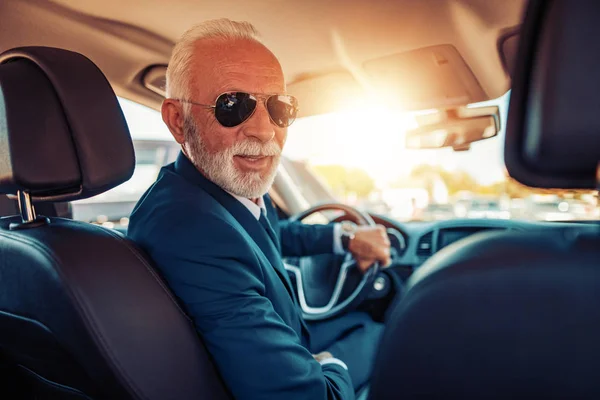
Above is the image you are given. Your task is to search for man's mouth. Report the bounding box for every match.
[237,154,268,161]
[233,154,274,170]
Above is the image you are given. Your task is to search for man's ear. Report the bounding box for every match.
[162,99,186,144]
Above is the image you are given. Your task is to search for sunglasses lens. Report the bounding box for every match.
[266,95,298,128]
[214,92,257,127]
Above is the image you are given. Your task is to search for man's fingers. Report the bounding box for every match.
[357,258,374,273]
[351,237,389,257]
[381,252,392,268]
[376,225,389,240]
[376,246,391,267]
[357,248,391,272]
[350,225,393,271]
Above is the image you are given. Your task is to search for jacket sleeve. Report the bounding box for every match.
[147,213,355,400]
[278,219,336,257]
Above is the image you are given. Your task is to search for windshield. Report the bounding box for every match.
[282,92,599,222]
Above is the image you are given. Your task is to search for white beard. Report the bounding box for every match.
[183,115,281,198]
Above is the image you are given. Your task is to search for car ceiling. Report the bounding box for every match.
[0,0,526,116]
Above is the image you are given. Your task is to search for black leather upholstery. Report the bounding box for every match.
[370,230,600,399]
[370,1,600,398]
[0,47,231,399]
[505,0,600,189]
[0,217,230,399]
[0,47,135,201]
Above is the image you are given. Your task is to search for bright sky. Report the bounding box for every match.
[118,92,510,186]
[284,92,510,186]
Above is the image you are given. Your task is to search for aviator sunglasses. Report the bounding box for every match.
[176,91,299,128]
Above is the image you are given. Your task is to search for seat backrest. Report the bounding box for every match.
[0,47,231,399]
[370,230,600,399]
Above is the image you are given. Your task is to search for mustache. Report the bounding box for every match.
[229,139,281,157]
[182,115,281,158]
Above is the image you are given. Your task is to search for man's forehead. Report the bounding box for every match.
[212,65,284,90]
[189,39,285,98]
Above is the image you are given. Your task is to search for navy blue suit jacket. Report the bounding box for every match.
[128,153,354,399]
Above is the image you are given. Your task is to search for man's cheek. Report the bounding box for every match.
[203,122,231,152]
[277,129,288,149]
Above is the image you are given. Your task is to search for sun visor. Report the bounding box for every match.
[505,0,600,189]
[288,45,488,118]
[363,45,487,111]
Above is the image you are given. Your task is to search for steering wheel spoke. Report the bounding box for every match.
[284,253,354,319]
[287,203,382,321]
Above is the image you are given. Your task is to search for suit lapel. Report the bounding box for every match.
[262,195,282,254]
[174,152,296,302]
[263,195,311,343]
[264,195,282,241]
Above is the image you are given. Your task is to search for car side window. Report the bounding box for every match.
[70,98,178,230]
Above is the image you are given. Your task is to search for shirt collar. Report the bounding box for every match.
[174,152,268,221]
[227,192,266,220]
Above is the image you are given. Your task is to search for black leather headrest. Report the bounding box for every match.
[0,47,135,201]
[505,0,600,189]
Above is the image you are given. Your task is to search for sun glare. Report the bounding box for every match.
[333,104,418,165]
[285,98,424,183]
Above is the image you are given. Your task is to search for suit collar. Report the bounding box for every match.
[174,152,257,223]
[174,151,212,188]
[228,193,266,221]
[174,151,266,218]
[173,151,293,298]
[174,151,274,222]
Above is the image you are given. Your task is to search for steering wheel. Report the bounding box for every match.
[285,203,381,321]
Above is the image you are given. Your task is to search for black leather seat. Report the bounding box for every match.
[0,47,230,399]
[370,1,600,398]
[370,229,600,399]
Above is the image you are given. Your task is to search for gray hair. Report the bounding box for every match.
[166,19,263,104]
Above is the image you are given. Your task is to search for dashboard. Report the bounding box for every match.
[348,214,600,279]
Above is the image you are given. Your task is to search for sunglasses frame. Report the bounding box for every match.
[174,91,299,128]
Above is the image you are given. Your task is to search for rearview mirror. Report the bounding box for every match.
[405,105,500,151]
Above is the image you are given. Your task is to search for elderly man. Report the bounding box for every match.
[128,19,392,400]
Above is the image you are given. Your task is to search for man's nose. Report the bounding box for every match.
[242,102,275,143]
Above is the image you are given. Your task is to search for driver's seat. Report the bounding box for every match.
[0,47,230,399]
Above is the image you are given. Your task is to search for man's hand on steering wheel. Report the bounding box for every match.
[349,225,392,273]
[290,203,393,320]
